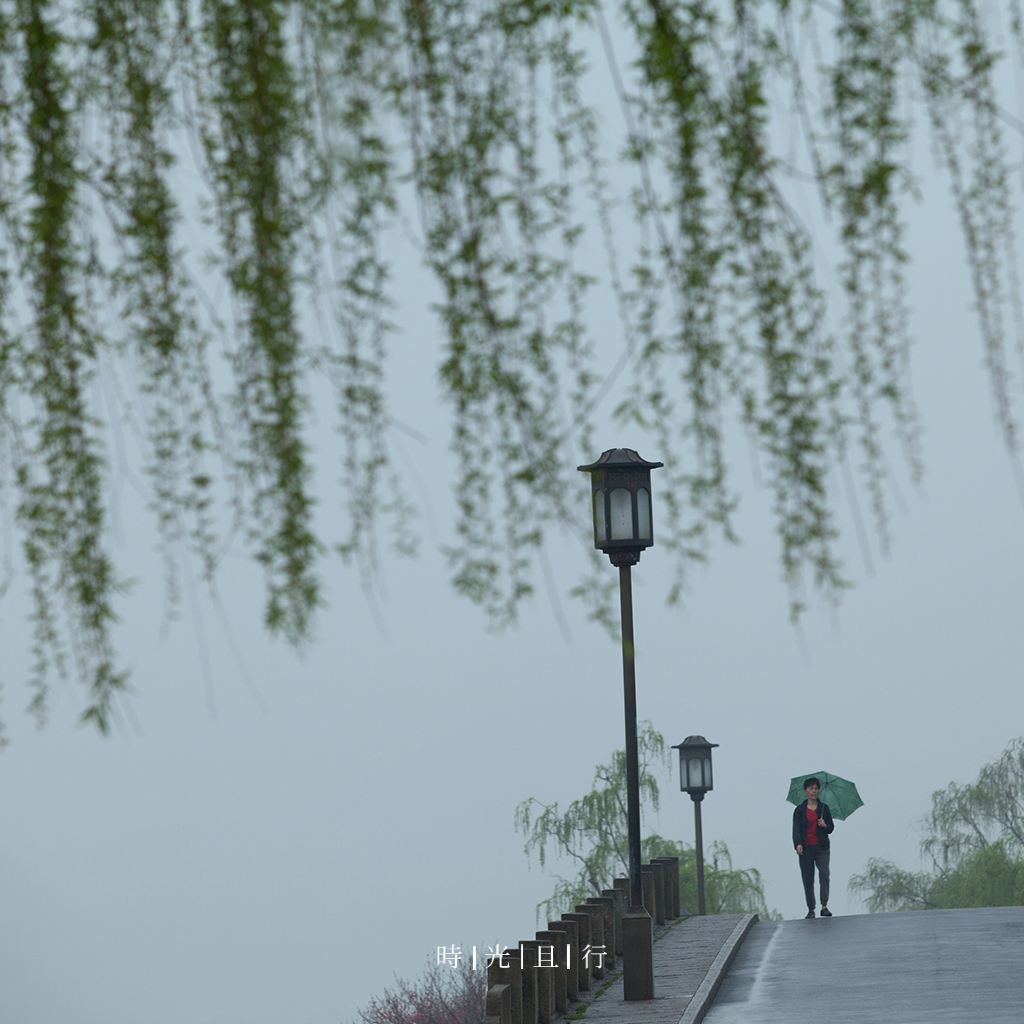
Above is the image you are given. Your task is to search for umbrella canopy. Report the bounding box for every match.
[787,771,864,820]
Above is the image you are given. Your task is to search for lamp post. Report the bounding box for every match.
[671,735,718,916]
[578,448,663,1001]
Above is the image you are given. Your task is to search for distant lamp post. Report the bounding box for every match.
[578,448,663,1002]
[672,735,719,916]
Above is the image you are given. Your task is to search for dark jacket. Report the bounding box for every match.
[792,800,835,851]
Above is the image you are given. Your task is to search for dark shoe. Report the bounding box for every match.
[804,909,815,919]
[820,907,833,917]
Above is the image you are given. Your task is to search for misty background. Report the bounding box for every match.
[2,16,1024,1024]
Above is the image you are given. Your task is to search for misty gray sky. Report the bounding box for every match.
[3,16,1024,1024]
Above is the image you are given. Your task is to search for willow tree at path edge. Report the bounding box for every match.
[0,0,1021,732]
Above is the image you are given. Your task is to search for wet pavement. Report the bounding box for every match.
[703,906,1024,1024]
[576,913,753,1024]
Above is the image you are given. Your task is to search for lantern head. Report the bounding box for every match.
[672,735,718,799]
[577,448,663,566]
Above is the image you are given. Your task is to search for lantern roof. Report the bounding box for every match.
[671,735,719,751]
[577,448,664,473]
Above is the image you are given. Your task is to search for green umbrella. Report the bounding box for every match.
[786,771,864,820]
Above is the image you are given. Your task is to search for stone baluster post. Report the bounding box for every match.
[652,856,681,918]
[520,940,554,1024]
[546,919,580,1003]
[640,865,659,924]
[486,984,512,1024]
[535,930,568,1015]
[651,861,668,924]
[572,905,605,979]
[585,896,617,969]
[602,887,626,956]
[561,912,592,991]
[487,951,523,1024]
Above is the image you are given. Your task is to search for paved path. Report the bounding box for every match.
[575,913,753,1024]
[703,907,1024,1024]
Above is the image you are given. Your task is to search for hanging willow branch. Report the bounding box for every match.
[0,0,1022,734]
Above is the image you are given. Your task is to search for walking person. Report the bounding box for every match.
[793,776,835,918]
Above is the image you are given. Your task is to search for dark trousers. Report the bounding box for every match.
[799,848,830,908]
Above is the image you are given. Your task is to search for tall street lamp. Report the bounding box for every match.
[672,735,718,916]
[578,447,663,1001]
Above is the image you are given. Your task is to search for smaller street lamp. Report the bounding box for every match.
[672,735,719,916]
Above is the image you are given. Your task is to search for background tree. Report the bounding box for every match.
[645,834,779,918]
[850,738,1024,912]
[515,721,778,919]
[353,959,484,1024]
[2,0,1024,731]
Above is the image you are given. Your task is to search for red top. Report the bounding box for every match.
[805,804,819,846]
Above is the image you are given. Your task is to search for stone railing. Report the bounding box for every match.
[484,856,681,1024]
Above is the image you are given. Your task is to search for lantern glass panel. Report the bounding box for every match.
[703,756,713,790]
[687,757,703,790]
[593,490,606,545]
[637,488,651,540]
[609,488,633,540]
